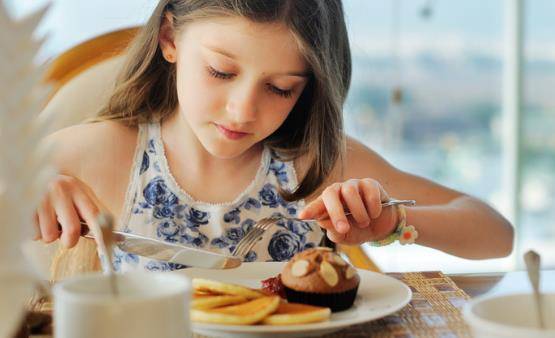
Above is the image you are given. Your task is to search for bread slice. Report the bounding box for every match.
[192,294,248,310]
[262,302,331,325]
[193,278,264,299]
[191,296,280,325]
[50,238,101,282]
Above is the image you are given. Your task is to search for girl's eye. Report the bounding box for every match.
[267,84,293,98]
[208,65,292,98]
[207,66,234,79]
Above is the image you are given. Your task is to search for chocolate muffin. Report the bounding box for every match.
[280,247,360,312]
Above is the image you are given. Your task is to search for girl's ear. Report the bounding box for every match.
[159,12,177,63]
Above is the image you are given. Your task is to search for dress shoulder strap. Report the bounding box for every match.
[117,123,150,229]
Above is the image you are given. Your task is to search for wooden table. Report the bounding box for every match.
[26,270,555,338]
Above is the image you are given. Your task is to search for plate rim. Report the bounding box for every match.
[180,262,412,334]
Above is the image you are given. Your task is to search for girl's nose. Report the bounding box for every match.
[225,83,258,123]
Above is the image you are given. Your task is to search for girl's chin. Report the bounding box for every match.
[203,140,253,159]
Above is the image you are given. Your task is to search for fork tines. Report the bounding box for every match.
[232,218,276,259]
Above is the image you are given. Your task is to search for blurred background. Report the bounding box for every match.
[6,0,554,273]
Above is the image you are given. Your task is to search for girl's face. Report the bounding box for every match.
[162,16,309,159]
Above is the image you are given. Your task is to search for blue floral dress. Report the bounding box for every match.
[113,122,323,272]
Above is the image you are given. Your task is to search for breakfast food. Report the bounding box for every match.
[261,274,286,298]
[190,278,331,325]
[261,302,331,325]
[50,238,101,282]
[191,296,281,325]
[192,294,248,310]
[280,247,360,312]
[190,247,358,327]
[193,278,265,299]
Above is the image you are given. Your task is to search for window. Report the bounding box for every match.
[521,0,555,267]
[344,0,554,272]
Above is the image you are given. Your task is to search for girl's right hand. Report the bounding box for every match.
[34,175,104,248]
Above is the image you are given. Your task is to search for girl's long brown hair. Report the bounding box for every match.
[96,0,352,201]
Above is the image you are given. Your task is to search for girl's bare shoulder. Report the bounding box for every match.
[46,120,138,176]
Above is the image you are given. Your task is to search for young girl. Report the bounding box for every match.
[36,0,513,272]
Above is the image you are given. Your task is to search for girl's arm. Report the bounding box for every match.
[300,137,514,259]
[36,121,136,247]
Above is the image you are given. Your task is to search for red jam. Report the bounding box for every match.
[261,274,286,299]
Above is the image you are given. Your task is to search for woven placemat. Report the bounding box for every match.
[319,271,472,338]
[24,271,471,338]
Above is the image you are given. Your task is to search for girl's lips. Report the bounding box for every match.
[215,124,250,140]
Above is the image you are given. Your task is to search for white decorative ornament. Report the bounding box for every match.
[0,2,54,337]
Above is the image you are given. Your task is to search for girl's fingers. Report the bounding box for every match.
[325,227,346,244]
[72,188,102,237]
[298,197,327,220]
[51,187,82,248]
[303,179,392,240]
[37,197,60,243]
[360,179,385,219]
[324,223,368,245]
[340,180,370,227]
[321,183,350,234]
[378,182,390,202]
[35,175,107,248]
[316,219,334,231]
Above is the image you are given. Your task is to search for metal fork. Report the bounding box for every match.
[231,217,276,259]
[231,199,416,259]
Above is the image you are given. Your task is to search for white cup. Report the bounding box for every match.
[53,272,191,338]
[463,293,555,338]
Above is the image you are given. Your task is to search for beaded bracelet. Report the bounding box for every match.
[368,204,418,246]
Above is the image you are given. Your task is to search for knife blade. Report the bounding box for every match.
[85,231,241,270]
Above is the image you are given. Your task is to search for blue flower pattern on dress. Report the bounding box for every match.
[268,218,315,261]
[145,260,187,271]
[140,152,149,175]
[268,157,289,185]
[259,183,286,208]
[156,219,181,242]
[186,208,209,227]
[210,219,257,260]
[243,197,262,210]
[113,249,140,271]
[244,251,258,262]
[223,207,241,224]
[115,123,323,273]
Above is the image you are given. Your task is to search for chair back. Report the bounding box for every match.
[41,27,139,131]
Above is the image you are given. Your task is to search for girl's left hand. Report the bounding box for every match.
[298,178,398,245]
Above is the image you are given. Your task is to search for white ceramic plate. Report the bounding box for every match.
[175,262,411,338]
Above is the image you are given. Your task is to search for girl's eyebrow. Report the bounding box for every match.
[202,45,309,78]
[202,45,237,60]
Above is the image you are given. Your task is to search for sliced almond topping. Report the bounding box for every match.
[330,253,347,266]
[319,261,339,287]
[291,259,310,277]
[345,266,357,280]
